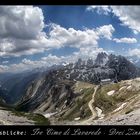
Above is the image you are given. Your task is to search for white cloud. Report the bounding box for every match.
[113,37,137,43]
[129,48,140,58]
[0,6,44,39]
[111,6,140,34]
[0,6,115,58]
[49,24,99,48]
[41,54,63,65]
[86,6,111,15]
[72,47,104,61]
[0,54,66,73]
[0,49,106,73]
[87,6,140,34]
[49,23,115,48]
[96,24,115,40]
[46,24,114,62]
[0,6,47,57]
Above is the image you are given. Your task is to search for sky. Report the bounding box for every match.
[0,5,140,73]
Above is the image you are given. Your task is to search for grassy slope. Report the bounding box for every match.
[59,81,95,121]
[94,81,140,115]
[59,79,140,121]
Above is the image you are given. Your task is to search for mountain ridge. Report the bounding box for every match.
[1,52,140,105]
[1,52,140,125]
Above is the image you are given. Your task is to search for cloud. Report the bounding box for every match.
[113,37,137,43]
[0,6,48,57]
[0,6,116,73]
[46,24,113,61]
[0,6,44,39]
[0,54,66,73]
[45,24,112,57]
[0,49,106,73]
[21,55,64,70]
[129,48,140,58]
[111,6,140,34]
[49,24,99,49]
[86,6,111,15]
[0,6,115,58]
[49,23,115,47]
[96,24,115,40]
[87,6,140,34]
[41,54,62,62]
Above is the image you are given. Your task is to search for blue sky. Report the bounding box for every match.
[0,6,140,72]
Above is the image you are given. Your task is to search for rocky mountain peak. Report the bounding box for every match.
[95,52,109,66]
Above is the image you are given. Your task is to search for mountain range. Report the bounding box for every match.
[0,52,140,125]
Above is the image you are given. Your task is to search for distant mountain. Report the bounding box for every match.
[127,56,140,68]
[95,52,109,66]
[54,52,140,84]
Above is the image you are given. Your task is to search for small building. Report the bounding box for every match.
[100,78,112,85]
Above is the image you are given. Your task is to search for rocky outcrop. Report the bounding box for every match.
[95,52,109,66]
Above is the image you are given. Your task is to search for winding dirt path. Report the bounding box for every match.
[76,85,100,125]
[88,85,99,119]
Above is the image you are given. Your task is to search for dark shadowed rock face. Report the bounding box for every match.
[16,70,77,112]
[106,54,139,81]
[0,72,41,104]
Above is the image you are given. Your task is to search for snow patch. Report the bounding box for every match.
[119,86,126,91]
[107,90,115,96]
[113,103,127,112]
[74,117,80,121]
[127,85,132,90]
[62,62,69,66]
[80,89,83,92]
[44,112,57,118]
